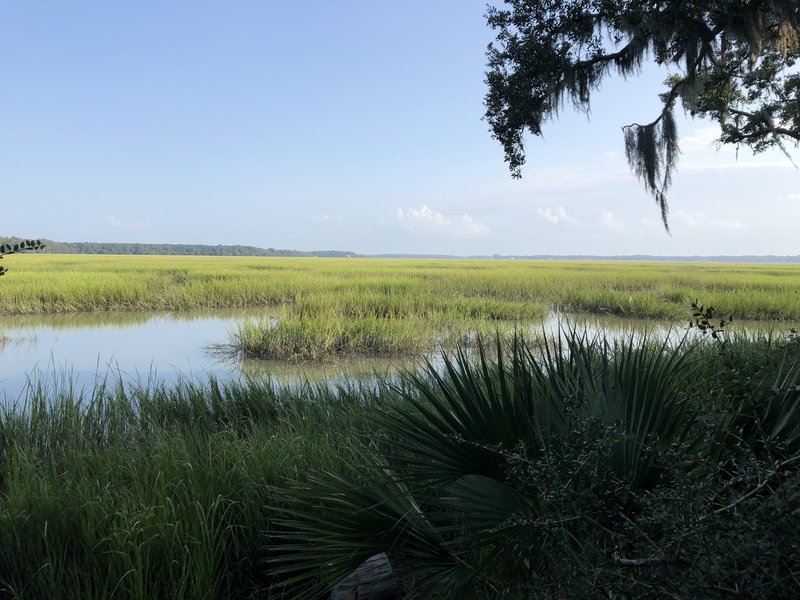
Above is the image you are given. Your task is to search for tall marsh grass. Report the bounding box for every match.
[1,255,798,321]
[0,374,394,599]
[4,255,796,359]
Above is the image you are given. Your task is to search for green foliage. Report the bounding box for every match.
[689,298,732,340]
[1,329,799,598]
[485,1,800,228]
[270,330,800,598]
[0,375,392,599]
[0,239,44,276]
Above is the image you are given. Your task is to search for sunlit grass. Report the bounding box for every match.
[2,255,798,358]
[2,255,797,319]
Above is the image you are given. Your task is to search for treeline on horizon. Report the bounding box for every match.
[0,237,356,258]
[3,236,800,262]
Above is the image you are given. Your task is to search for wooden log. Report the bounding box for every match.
[330,552,398,600]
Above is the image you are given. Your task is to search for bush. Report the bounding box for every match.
[270,328,800,598]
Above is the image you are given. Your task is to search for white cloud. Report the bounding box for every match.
[108,215,121,226]
[680,126,721,154]
[674,210,744,230]
[537,206,578,225]
[675,210,702,228]
[599,210,623,230]
[458,214,490,236]
[778,192,800,202]
[312,214,343,222]
[396,205,489,237]
[676,125,798,173]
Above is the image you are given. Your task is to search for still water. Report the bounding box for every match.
[0,308,720,401]
[0,309,440,401]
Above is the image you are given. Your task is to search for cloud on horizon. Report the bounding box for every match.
[673,210,744,230]
[599,210,623,230]
[537,206,578,225]
[312,213,343,223]
[396,205,489,237]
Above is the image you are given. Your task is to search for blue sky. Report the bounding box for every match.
[2,1,798,256]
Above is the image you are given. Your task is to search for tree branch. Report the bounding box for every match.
[574,38,638,69]
[709,453,800,518]
[727,108,800,141]
[620,79,683,131]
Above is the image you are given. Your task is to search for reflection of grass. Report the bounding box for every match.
[0,308,255,332]
[0,332,38,349]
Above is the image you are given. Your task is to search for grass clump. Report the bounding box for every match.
[228,314,512,361]
[229,315,433,360]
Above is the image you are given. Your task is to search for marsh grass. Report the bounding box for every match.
[228,314,517,360]
[2,255,798,360]
[0,373,396,599]
[2,255,798,320]
[2,329,798,598]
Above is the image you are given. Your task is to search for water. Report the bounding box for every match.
[0,309,428,401]
[0,308,785,402]
[0,311,229,400]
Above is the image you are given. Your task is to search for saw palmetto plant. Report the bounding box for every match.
[269,327,703,598]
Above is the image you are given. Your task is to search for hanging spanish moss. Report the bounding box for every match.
[485,0,800,229]
[623,104,679,231]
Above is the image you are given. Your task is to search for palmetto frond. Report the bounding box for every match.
[269,326,696,598]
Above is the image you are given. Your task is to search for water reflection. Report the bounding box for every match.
[0,308,259,331]
[0,309,795,403]
[0,311,240,401]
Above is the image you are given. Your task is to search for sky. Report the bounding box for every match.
[1,1,798,256]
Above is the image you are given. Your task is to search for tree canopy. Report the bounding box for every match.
[484,0,800,229]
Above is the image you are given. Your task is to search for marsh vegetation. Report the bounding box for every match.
[1,256,799,598]
[0,329,798,598]
[1,255,799,361]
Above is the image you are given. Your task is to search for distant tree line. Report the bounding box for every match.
[0,237,356,258]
